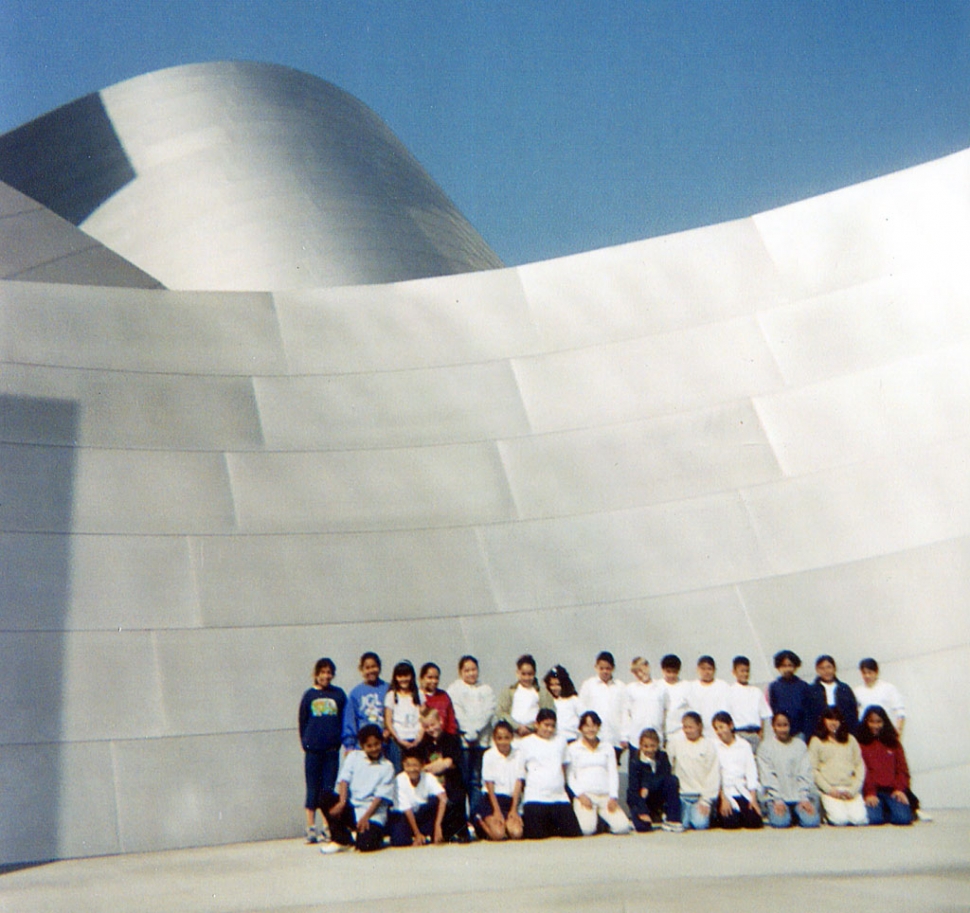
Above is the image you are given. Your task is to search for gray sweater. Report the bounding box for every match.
[756,736,817,803]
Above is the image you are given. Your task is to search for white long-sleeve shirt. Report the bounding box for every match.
[446,678,497,746]
[567,738,620,799]
[624,679,668,744]
[726,682,772,731]
[686,678,731,731]
[715,736,759,801]
[661,679,691,738]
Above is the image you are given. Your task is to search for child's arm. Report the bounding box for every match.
[507,778,524,827]
[485,781,504,820]
[403,808,425,846]
[432,793,447,844]
[330,779,349,817]
[356,796,384,832]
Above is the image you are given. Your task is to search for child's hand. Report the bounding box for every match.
[773,800,787,816]
[357,816,370,833]
[412,833,425,847]
[432,824,444,845]
[607,798,619,813]
[578,794,594,810]
[864,794,879,807]
[639,788,648,798]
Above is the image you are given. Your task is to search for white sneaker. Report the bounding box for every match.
[319,841,350,854]
[661,821,685,833]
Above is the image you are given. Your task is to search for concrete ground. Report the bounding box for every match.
[2,811,967,913]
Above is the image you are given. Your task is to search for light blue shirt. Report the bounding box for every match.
[337,750,395,825]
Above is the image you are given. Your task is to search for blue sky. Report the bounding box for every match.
[2,1,968,266]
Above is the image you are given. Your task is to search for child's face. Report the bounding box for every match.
[395,671,413,691]
[772,716,792,743]
[315,666,334,688]
[662,666,679,684]
[697,662,715,684]
[861,667,879,687]
[517,664,536,688]
[420,667,440,694]
[360,658,381,685]
[422,714,443,739]
[777,659,797,680]
[596,660,614,683]
[733,663,750,685]
[579,716,600,742]
[536,718,557,739]
[493,727,513,755]
[713,720,734,745]
[824,717,840,737]
[866,713,884,737]
[460,661,479,686]
[639,734,659,757]
[816,659,836,684]
[633,664,651,684]
[682,717,702,742]
[361,735,384,760]
[547,677,562,698]
[402,756,423,784]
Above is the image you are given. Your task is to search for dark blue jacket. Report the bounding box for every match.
[768,676,813,739]
[627,751,675,813]
[805,678,859,737]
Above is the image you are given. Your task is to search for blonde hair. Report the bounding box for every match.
[630,656,649,672]
[418,705,440,723]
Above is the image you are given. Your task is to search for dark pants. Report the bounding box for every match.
[322,797,387,851]
[629,773,681,831]
[522,801,582,839]
[304,748,340,809]
[460,743,486,817]
[718,795,763,830]
[388,797,441,846]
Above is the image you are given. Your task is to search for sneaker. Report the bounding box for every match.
[305,826,318,844]
[319,841,350,855]
[661,821,685,833]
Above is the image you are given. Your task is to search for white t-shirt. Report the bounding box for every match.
[481,745,521,798]
[856,680,906,726]
[394,769,443,813]
[624,679,668,744]
[715,736,759,801]
[511,684,541,727]
[686,678,731,731]
[727,682,772,731]
[384,690,421,741]
[578,676,628,747]
[554,695,581,741]
[518,733,570,804]
[661,679,691,737]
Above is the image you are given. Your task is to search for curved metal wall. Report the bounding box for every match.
[0,67,968,865]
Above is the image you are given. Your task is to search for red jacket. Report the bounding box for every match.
[860,741,910,796]
[423,689,458,735]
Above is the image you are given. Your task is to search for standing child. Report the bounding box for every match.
[659,654,691,742]
[711,711,763,829]
[667,711,720,830]
[447,655,496,819]
[805,654,859,738]
[626,728,682,832]
[578,651,628,760]
[474,720,524,841]
[544,665,581,741]
[321,724,395,854]
[495,654,555,739]
[384,661,422,772]
[517,708,582,839]
[726,655,772,751]
[341,652,389,750]
[419,662,458,735]
[298,657,347,843]
[767,649,812,741]
[856,658,906,738]
[567,711,632,835]
[808,707,867,826]
[389,747,448,846]
[624,658,668,750]
[686,655,731,733]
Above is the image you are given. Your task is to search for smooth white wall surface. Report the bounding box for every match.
[1,82,969,864]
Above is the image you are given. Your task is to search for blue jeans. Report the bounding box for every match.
[866,792,913,826]
[766,797,820,828]
[460,743,486,818]
[679,795,712,830]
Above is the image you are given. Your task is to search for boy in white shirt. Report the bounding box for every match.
[389,748,447,846]
[856,658,906,737]
[659,654,691,741]
[578,651,628,758]
[726,655,772,751]
[686,655,731,732]
[711,711,763,829]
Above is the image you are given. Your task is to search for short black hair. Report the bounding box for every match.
[697,655,716,668]
[314,657,335,675]
[859,657,879,673]
[681,710,702,726]
[711,710,734,728]
[358,724,383,745]
[595,651,615,668]
[773,649,801,669]
[660,654,682,671]
[492,720,514,737]
[359,651,382,670]
[732,655,750,668]
[536,708,557,724]
[401,746,425,763]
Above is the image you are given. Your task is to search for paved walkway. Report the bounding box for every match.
[2,812,967,913]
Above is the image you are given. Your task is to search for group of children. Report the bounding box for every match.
[297,648,915,853]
